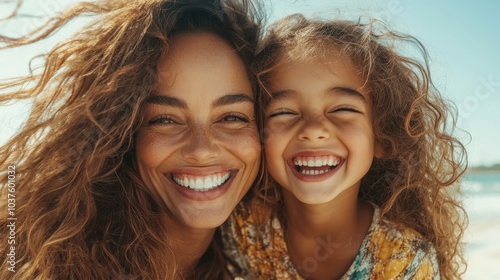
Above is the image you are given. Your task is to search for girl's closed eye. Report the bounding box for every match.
[330,105,362,114]
[267,108,297,118]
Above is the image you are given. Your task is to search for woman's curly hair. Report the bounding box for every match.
[253,14,468,280]
[0,0,262,279]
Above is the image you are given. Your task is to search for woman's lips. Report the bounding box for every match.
[165,169,237,201]
[172,171,231,192]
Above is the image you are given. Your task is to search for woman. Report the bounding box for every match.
[0,0,262,278]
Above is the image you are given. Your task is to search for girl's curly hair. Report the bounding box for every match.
[0,0,262,279]
[253,14,468,280]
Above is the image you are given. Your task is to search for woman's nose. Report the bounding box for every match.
[181,124,219,163]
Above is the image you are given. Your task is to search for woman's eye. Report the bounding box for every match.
[219,113,250,123]
[267,109,296,118]
[148,115,179,125]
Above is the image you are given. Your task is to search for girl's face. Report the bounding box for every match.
[136,32,260,229]
[264,49,376,205]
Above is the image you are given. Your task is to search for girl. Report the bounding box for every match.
[0,0,263,279]
[223,14,468,279]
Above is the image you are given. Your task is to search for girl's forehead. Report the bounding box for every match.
[266,48,370,100]
[271,49,362,82]
[275,43,356,70]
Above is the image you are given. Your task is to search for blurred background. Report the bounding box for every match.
[1,0,499,278]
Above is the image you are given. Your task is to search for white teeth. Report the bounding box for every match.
[293,155,341,176]
[172,172,230,191]
[300,169,329,176]
[322,156,328,166]
[195,178,203,190]
[294,155,340,167]
[205,177,213,188]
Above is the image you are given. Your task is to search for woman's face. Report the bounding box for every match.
[136,32,260,229]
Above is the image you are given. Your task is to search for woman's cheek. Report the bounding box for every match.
[135,131,178,166]
[238,128,261,155]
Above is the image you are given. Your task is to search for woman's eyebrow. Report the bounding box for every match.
[145,93,253,108]
[212,93,254,107]
[146,95,187,108]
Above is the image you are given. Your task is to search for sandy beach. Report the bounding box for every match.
[462,175,500,279]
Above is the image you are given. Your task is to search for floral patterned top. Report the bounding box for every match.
[222,202,440,280]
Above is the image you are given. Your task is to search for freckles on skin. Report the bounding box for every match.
[229,127,261,159]
[213,120,261,164]
[134,32,262,229]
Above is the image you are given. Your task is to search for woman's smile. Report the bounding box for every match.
[171,170,232,192]
[136,32,260,228]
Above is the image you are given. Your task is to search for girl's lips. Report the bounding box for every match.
[288,150,343,158]
[287,160,344,182]
[291,155,341,167]
[286,152,345,182]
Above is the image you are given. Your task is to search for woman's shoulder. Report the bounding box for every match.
[222,198,280,249]
[221,199,296,279]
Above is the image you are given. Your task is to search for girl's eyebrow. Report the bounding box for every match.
[329,87,366,103]
[269,89,297,101]
[270,87,366,102]
[145,93,253,108]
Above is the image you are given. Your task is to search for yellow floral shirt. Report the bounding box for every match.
[222,202,439,279]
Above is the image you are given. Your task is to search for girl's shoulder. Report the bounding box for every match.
[371,207,431,251]
[344,206,440,279]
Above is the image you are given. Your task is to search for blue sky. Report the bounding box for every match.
[1,0,499,166]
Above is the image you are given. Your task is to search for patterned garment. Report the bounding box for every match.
[222,202,440,280]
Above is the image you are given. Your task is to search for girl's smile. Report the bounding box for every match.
[264,48,376,205]
[287,151,344,182]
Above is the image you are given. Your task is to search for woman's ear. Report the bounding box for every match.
[374,141,384,159]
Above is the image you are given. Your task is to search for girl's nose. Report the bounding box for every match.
[297,118,331,142]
